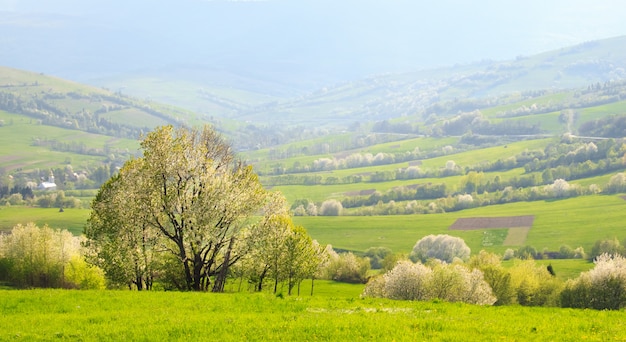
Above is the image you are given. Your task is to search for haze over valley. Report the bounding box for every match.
[2,0,626,134]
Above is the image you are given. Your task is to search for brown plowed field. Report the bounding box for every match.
[344,189,376,197]
[449,215,535,230]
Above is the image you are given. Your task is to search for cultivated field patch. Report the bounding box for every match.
[503,227,531,246]
[481,229,508,247]
[449,215,535,246]
[344,189,376,197]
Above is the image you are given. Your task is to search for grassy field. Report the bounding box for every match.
[1,194,623,268]
[261,137,554,203]
[0,111,139,172]
[295,195,626,257]
[0,206,90,235]
[1,288,624,341]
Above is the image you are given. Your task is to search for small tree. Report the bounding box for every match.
[410,234,470,263]
[605,173,626,193]
[323,252,369,283]
[590,238,623,260]
[516,245,540,260]
[86,125,269,292]
[319,199,343,216]
[363,247,393,269]
[469,250,515,305]
[85,160,159,290]
[508,259,561,306]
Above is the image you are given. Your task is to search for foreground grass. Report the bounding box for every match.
[1,289,624,341]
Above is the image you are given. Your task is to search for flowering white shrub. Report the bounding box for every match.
[454,265,497,305]
[561,253,626,310]
[319,199,343,216]
[606,173,626,193]
[502,248,515,260]
[306,202,318,216]
[546,179,571,197]
[361,275,385,298]
[445,160,456,170]
[457,194,473,204]
[362,260,496,305]
[410,234,471,263]
[383,260,432,301]
[468,251,517,305]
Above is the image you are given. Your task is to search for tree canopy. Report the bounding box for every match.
[86,125,298,291]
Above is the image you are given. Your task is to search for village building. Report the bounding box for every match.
[38,173,57,191]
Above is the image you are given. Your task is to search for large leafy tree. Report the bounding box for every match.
[86,125,268,291]
[85,159,159,290]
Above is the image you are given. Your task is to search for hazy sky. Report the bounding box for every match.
[1,0,625,82]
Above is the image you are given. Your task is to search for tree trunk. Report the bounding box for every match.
[192,253,204,291]
[213,237,235,293]
[257,268,268,292]
[311,276,315,296]
[135,275,143,291]
[179,244,194,291]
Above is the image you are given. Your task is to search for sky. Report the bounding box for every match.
[1,0,625,84]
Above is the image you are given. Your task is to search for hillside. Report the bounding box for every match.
[0,67,204,193]
[96,36,626,130]
[2,35,626,261]
[0,67,200,137]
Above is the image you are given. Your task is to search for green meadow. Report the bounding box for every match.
[0,206,89,235]
[3,195,623,258]
[0,111,139,172]
[1,288,625,341]
[295,195,626,257]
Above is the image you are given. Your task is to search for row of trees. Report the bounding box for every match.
[0,222,375,294]
[292,176,616,216]
[0,88,185,140]
[266,139,625,190]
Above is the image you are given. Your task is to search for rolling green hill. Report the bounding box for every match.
[101,36,626,130]
[0,67,207,190]
[2,36,626,270]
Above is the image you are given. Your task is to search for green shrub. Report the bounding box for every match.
[363,247,393,269]
[561,253,626,310]
[64,256,106,290]
[324,252,369,284]
[590,238,623,260]
[508,260,562,306]
[0,223,81,288]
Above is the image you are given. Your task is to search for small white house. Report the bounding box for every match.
[38,174,57,191]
